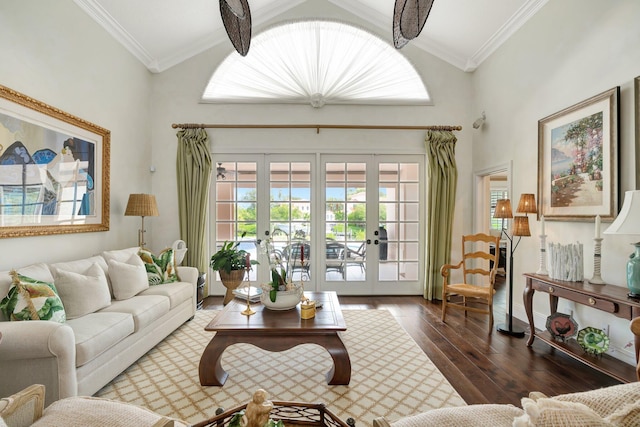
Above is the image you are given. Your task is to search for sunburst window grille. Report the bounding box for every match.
[202,20,431,107]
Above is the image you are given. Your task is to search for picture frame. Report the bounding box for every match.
[537,87,619,221]
[0,85,110,238]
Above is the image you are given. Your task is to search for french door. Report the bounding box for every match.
[319,155,423,295]
[210,154,424,295]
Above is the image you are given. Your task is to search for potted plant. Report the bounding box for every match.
[210,233,258,305]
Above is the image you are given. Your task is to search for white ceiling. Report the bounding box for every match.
[74,0,548,73]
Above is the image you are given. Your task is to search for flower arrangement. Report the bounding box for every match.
[259,234,306,302]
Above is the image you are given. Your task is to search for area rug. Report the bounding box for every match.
[96,310,465,425]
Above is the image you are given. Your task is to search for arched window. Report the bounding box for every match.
[202,20,431,107]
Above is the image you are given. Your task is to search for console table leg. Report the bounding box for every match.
[524,278,535,346]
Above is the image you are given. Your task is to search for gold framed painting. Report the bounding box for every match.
[0,85,110,238]
[537,87,619,221]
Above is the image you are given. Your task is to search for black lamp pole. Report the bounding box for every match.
[497,231,525,338]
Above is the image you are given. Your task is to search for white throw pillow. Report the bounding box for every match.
[107,254,149,300]
[53,263,111,319]
[102,247,141,264]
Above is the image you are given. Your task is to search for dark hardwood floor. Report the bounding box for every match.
[201,276,623,406]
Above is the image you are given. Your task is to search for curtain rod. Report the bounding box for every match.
[171,123,462,133]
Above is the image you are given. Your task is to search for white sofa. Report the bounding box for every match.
[0,247,198,406]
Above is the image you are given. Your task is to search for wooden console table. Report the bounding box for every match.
[524,273,640,383]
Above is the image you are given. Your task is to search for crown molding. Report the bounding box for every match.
[467,0,549,72]
[75,0,305,73]
[73,0,156,70]
[75,0,546,74]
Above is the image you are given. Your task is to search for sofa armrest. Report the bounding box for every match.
[176,266,198,287]
[0,321,77,405]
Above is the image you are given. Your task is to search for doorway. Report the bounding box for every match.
[210,153,424,296]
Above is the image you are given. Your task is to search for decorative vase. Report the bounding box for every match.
[627,243,640,298]
[219,269,246,305]
[260,284,303,310]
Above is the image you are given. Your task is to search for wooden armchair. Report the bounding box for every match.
[440,233,501,332]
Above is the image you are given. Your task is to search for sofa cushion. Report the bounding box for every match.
[107,254,149,300]
[0,272,66,323]
[99,295,170,332]
[138,282,193,310]
[138,248,179,285]
[66,312,134,367]
[52,263,111,319]
[514,397,612,427]
[0,264,55,321]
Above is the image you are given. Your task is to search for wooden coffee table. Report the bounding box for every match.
[199,291,350,386]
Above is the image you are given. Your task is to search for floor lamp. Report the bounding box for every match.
[493,194,537,338]
[125,194,159,248]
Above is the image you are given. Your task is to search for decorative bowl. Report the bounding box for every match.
[260,284,303,310]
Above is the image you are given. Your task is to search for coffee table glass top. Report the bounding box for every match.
[205,291,346,332]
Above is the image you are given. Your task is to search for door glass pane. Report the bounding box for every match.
[214,161,258,280]
[379,162,420,282]
[269,162,311,282]
[325,162,366,282]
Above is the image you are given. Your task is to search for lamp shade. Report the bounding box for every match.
[494,199,513,219]
[604,190,640,236]
[124,194,159,217]
[516,193,537,214]
[512,216,531,237]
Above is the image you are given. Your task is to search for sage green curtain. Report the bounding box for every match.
[176,128,212,273]
[424,130,458,300]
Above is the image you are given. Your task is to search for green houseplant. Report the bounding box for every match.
[210,234,258,305]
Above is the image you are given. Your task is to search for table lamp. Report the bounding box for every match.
[604,190,640,298]
[124,194,159,248]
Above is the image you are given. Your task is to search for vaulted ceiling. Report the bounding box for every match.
[75,0,548,73]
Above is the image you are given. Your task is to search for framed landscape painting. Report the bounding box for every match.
[537,87,619,221]
[0,85,110,238]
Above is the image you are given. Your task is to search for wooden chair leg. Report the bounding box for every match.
[441,297,447,322]
[488,302,494,332]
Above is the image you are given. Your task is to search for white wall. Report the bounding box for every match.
[149,1,474,274]
[0,0,153,269]
[472,0,640,364]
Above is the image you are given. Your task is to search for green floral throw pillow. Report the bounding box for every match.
[138,248,179,286]
[0,270,66,322]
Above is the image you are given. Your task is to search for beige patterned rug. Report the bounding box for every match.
[96,309,465,425]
